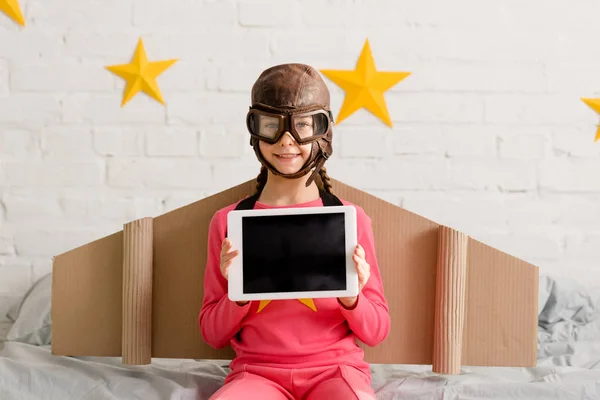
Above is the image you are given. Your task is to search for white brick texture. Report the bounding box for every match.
[145,128,198,157]
[0,60,8,96]
[10,61,114,92]
[0,230,14,256]
[0,259,32,295]
[2,0,600,297]
[106,158,212,189]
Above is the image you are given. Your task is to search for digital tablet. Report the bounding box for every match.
[226,205,359,302]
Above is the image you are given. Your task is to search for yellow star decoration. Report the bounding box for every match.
[320,39,411,127]
[257,298,317,313]
[105,38,177,107]
[581,97,600,142]
[0,0,25,26]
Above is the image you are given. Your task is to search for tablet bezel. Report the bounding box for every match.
[226,205,359,302]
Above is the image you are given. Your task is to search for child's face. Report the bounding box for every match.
[258,124,313,175]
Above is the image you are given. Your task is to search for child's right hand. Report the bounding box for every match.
[220,238,248,306]
[220,238,238,280]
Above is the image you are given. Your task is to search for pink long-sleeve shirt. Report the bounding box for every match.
[198,196,391,377]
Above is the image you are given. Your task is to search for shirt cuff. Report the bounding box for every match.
[338,294,362,311]
[225,297,251,318]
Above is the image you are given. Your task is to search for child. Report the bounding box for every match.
[199,63,390,400]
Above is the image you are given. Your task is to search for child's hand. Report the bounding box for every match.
[220,238,248,306]
[339,244,370,309]
[220,238,239,280]
[353,244,371,291]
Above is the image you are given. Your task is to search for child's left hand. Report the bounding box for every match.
[338,244,370,309]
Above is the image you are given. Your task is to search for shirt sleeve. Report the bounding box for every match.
[198,209,251,349]
[339,207,391,347]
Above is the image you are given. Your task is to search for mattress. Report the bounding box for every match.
[1,341,600,400]
[0,274,599,399]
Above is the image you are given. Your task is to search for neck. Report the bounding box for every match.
[258,170,320,206]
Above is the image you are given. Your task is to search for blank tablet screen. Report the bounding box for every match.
[241,212,347,294]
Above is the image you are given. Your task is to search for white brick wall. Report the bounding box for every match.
[1,0,600,306]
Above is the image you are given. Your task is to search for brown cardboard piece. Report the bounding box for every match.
[51,178,538,374]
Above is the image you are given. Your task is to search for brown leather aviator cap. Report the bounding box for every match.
[247,63,334,187]
[251,63,331,110]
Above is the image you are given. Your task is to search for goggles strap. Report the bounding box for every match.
[304,142,330,187]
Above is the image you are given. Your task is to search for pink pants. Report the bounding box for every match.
[209,364,377,400]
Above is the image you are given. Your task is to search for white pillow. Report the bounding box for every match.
[6,273,52,346]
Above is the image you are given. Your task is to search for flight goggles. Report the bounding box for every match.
[246,104,333,145]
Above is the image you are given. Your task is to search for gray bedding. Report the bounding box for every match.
[1,275,599,399]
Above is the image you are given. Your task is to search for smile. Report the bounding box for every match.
[275,154,300,159]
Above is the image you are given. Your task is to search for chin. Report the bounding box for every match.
[274,166,302,175]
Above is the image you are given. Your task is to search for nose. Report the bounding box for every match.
[278,131,296,145]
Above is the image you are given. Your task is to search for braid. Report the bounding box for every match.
[255,165,268,194]
[318,167,333,194]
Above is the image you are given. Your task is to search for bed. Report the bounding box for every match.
[1,273,600,399]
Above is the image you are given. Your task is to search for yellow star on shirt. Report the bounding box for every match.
[257,298,317,313]
[0,0,25,26]
[105,38,177,107]
[320,38,411,127]
[581,97,600,142]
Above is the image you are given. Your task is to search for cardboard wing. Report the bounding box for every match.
[51,178,538,374]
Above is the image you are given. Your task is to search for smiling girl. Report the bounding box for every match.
[199,63,390,400]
